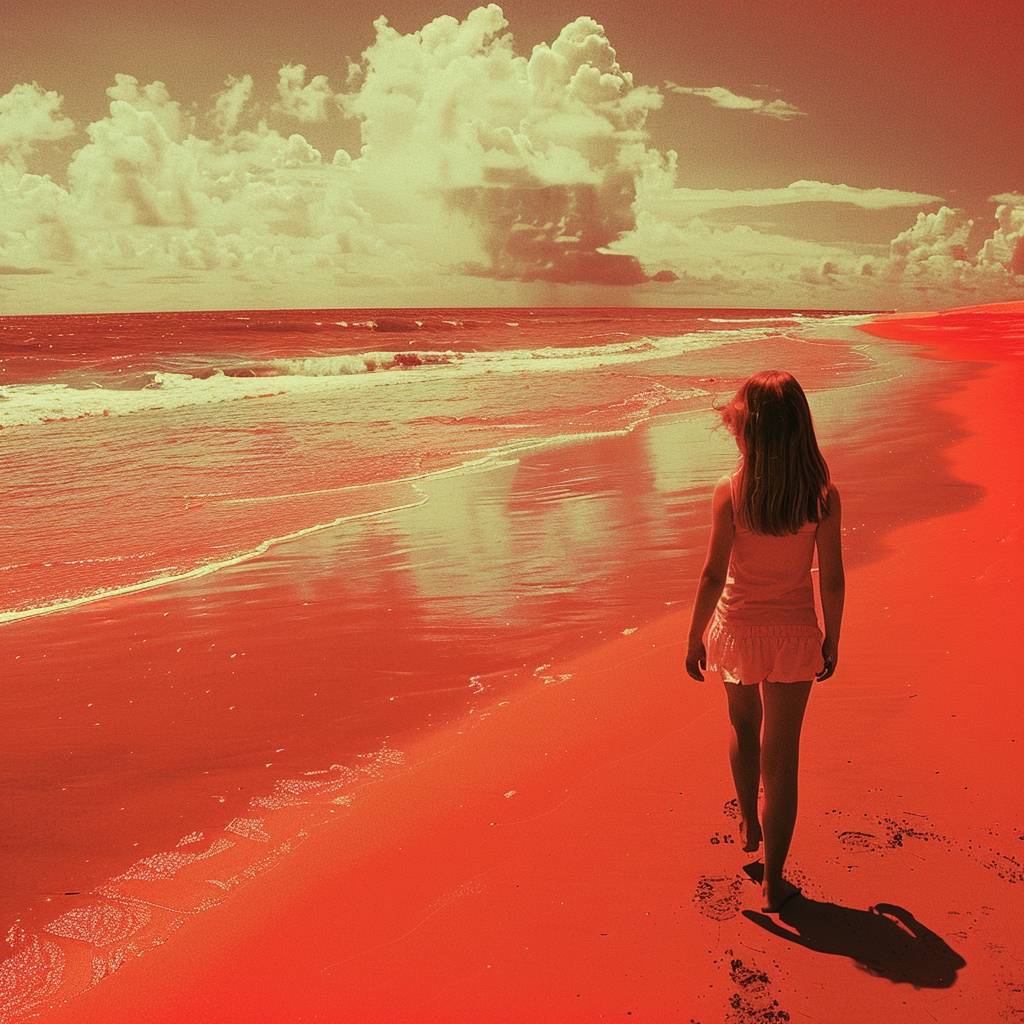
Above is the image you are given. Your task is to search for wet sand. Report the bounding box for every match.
[5,302,1023,1023]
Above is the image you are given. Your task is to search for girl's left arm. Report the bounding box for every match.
[686,475,735,646]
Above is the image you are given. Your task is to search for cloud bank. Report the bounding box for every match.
[646,180,945,220]
[0,4,1020,312]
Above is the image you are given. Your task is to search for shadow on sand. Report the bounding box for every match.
[742,861,967,988]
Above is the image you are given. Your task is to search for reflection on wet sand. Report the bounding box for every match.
[0,327,975,976]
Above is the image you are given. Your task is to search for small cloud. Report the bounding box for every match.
[273,64,338,122]
[106,73,190,140]
[665,82,805,121]
[0,81,76,170]
[212,74,254,135]
[0,264,52,275]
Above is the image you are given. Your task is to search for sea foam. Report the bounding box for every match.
[0,327,760,428]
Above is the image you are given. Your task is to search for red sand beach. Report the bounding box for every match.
[4,302,1023,1022]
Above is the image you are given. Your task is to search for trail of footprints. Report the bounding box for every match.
[692,800,1024,1022]
[691,800,796,1022]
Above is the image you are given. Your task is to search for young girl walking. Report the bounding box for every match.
[684,370,845,914]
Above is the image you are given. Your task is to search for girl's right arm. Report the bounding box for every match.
[816,483,845,677]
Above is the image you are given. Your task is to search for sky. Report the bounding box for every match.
[1,0,1022,313]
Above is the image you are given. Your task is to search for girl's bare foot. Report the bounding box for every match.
[739,816,762,852]
[761,876,801,913]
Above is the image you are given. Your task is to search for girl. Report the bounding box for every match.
[684,370,845,914]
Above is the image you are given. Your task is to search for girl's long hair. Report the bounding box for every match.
[713,370,831,535]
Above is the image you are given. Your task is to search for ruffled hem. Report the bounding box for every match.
[706,614,824,685]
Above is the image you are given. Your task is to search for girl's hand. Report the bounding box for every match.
[685,638,707,682]
[816,637,839,681]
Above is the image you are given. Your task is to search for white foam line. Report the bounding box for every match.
[0,325,768,430]
[0,387,706,625]
[0,491,431,628]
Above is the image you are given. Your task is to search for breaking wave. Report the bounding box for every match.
[0,328,757,428]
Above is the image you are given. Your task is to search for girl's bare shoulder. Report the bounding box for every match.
[714,472,734,502]
[823,481,842,515]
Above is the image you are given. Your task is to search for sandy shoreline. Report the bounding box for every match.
[0,318,897,946]
[6,305,1023,1022]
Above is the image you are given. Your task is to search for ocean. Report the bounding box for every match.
[0,306,875,621]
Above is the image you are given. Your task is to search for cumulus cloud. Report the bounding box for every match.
[878,206,974,291]
[66,97,203,228]
[665,82,804,121]
[977,198,1024,277]
[344,6,667,284]
[0,160,78,265]
[1,6,670,297]
[0,81,76,170]
[797,259,842,287]
[274,64,339,122]
[824,199,1024,301]
[1,74,388,285]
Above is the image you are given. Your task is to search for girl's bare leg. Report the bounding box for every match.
[722,680,764,851]
[759,679,813,910]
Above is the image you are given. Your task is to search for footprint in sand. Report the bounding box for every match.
[711,946,792,1024]
[727,956,790,1024]
[834,812,1024,884]
[837,829,884,851]
[693,873,745,921]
